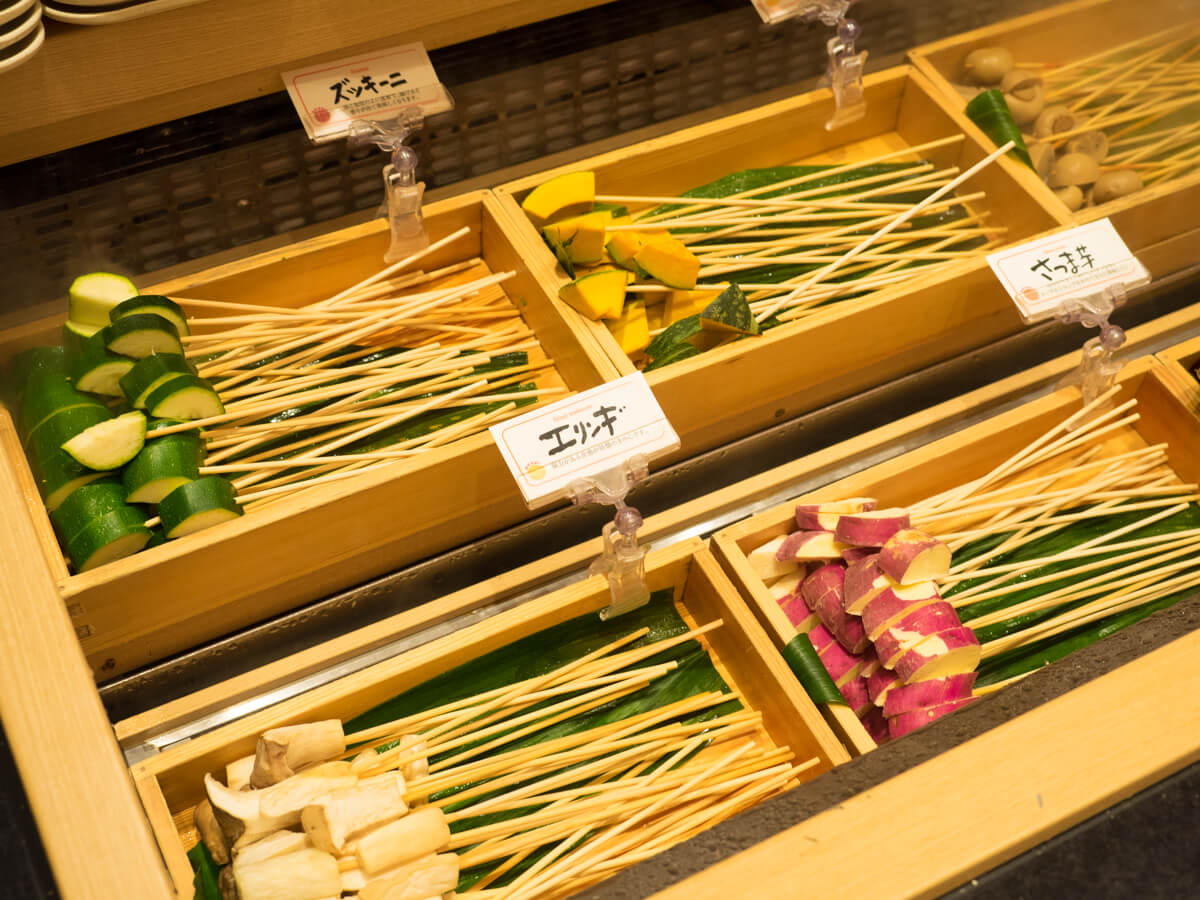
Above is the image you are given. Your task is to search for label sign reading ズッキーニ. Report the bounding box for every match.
[281,44,453,142]
[986,218,1149,323]
[489,374,680,507]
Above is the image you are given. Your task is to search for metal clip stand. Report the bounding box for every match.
[1056,284,1128,408]
[347,112,430,262]
[568,455,652,620]
[822,16,868,131]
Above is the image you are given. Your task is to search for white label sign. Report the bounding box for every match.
[489,373,680,508]
[281,44,453,142]
[986,218,1149,323]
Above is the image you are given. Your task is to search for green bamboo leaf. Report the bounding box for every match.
[187,842,221,900]
[782,633,845,706]
[965,90,1034,170]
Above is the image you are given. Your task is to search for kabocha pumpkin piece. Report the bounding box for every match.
[520,170,596,227]
[607,300,651,355]
[542,210,613,266]
[634,236,701,290]
[605,229,648,270]
[700,284,759,336]
[663,289,710,327]
[558,269,629,320]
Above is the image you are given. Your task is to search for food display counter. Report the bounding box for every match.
[0,1,1197,898]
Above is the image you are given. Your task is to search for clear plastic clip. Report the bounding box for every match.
[569,455,652,620]
[1056,284,1127,408]
[348,111,430,262]
[823,17,868,131]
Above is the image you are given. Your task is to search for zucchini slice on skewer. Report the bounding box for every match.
[70,332,135,397]
[60,411,147,470]
[123,433,203,504]
[64,506,152,573]
[17,372,106,443]
[110,295,190,337]
[102,313,183,358]
[145,373,224,420]
[120,353,196,409]
[50,480,128,544]
[158,477,243,539]
[68,272,137,328]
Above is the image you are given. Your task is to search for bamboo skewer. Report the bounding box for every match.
[752,143,1013,324]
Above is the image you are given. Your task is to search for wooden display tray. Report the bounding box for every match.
[909,0,1200,270]
[125,538,849,897]
[1154,330,1200,406]
[493,65,1067,459]
[0,190,618,679]
[712,355,1200,756]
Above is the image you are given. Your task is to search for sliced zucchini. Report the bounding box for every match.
[69,272,138,327]
[102,313,183,359]
[71,332,136,397]
[145,374,224,420]
[9,346,68,385]
[24,405,113,458]
[122,433,203,504]
[159,477,243,539]
[110,294,190,337]
[19,374,109,445]
[64,506,151,573]
[50,480,128,544]
[30,446,109,511]
[61,410,147,470]
[119,353,196,408]
[144,527,167,550]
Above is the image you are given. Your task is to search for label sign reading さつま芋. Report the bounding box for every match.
[986,218,1149,323]
[489,374,680,507]
[281,44,453,142]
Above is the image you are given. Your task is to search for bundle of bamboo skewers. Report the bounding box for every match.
[959,23,1200,209]
[191,610,812,900]
[166,227,563,514]
[746,384,1200,741]
[521,134,1014,370]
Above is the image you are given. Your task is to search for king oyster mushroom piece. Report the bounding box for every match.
[1066,130,1109,161]
[251,720,347,788]
[234,830,311,866]
[1092,169,1144,203]
[233,847,342,900]
[195,799,231,865]
[963,46,1014,85]
[1004,86,1045,126]
[357,853,460,900]
[1000,68,1042,100]
[301,772,408,855]
[207,762,358,848]
[1033,105,1082,140]
[227,755,257,792]
[219,866,241,900]
[1054,185,1085,211]
[1049,152,1102,188]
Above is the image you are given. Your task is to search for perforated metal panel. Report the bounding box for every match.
[0,0,1044,313]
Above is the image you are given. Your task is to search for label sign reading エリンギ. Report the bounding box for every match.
[489,374,680,508]
[986,218,1149,323]
[281,44,453,142]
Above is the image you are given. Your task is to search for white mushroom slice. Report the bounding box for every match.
[302,772,408,854]
[251,721,347,788]
[258,762,358,823]
[234,847,341,900]
[355,807,451,876]
[359,853,460,900]
[398,735,429,783]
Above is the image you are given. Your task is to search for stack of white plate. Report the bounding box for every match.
[0,0,43,73]
[41,0,209,26]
